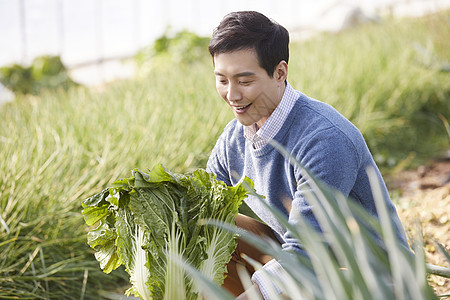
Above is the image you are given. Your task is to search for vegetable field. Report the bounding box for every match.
[1,10,449,299]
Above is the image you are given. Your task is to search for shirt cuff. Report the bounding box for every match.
[251,259,287,300]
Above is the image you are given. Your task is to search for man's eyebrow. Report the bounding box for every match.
[234,71,256,77]
[214,71,256,77]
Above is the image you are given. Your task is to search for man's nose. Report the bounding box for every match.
[227,84,242,102]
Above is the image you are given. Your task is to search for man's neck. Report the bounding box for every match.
[255,83,286,129]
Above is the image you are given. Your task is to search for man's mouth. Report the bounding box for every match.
[232,103,252,113]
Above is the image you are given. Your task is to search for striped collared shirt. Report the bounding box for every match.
[244,82,299,149]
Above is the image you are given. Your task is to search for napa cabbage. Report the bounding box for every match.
[81,164,252,300]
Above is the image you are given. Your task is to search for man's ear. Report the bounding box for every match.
[274,60,288,82]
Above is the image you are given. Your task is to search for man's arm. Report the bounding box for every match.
[252,128,361,298]
[283,127,360,252]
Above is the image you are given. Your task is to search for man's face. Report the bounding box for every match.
[213,49,286,128]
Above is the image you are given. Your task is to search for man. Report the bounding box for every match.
[206,11,409,299]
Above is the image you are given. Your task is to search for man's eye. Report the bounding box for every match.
[240,81,251,85]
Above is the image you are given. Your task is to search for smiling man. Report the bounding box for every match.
[206,11,409,299]
[213,49,287,129]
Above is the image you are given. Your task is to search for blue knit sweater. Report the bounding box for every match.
[207,92,409,252]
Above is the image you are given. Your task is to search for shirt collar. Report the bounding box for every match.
[244,82,299,149]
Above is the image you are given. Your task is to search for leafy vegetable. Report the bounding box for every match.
[81,164,252,300]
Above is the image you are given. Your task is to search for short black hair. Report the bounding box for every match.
[209,11,289,77]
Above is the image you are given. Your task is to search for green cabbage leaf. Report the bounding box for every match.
[81,164,252,300]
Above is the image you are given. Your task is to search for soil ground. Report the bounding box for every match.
[387,157,450,296]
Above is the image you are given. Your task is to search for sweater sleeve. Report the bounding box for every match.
[283,126,360,252]
[206,142,232,186]
[252,127,362,299]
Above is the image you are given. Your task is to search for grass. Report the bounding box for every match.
[0,62,230,298]
[0,10,449,299]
